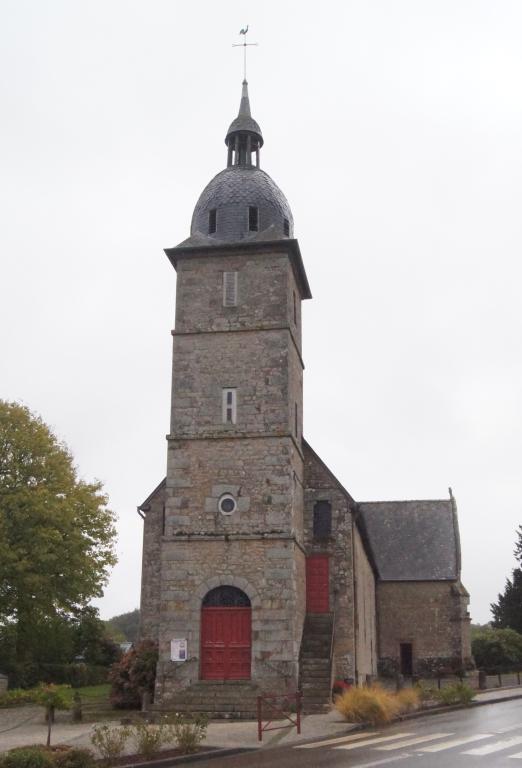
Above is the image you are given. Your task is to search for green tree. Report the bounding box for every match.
[0,401,117,669]
[472,626,522,673]
[491,526,522,633]
[72,606,121,666]
[105,608,140,643]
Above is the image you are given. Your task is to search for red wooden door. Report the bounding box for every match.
[200,607,251,680]
[306,555,329,613]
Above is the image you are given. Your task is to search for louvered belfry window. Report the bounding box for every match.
[222,388,237,424]
[223,271,238,307]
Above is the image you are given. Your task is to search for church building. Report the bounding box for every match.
[138,77,472,716]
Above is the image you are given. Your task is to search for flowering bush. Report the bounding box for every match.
[108,641,157,709]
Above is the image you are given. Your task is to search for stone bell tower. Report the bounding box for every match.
[141,78,312,710]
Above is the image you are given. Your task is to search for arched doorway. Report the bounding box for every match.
[200,586,252,680]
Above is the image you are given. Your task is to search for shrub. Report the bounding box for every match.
[395,687,420,713]
[335,685,399,726]
[414,682,438,703]
[90,725,130,763]
[436,682,475,707]
[109,640,157,709]
[130,720,171,758]
[53,749,95,768]
[0,689,36,708]
[472,627,522,674]
[34,684,70,747]
[169,713,208,754]
[0,748,54,768]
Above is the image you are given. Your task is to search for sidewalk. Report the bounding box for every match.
[1,686,521,757]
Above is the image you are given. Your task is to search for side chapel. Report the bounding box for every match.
[138,77,472,715]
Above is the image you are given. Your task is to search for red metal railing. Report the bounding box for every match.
[257,691,302,742]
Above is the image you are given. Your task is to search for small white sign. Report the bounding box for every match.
[171,638,188,662]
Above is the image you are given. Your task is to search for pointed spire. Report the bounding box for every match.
[238,79,252,118]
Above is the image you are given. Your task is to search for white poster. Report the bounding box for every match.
[170,638,188,662]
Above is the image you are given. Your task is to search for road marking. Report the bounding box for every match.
[418,733,492,752]
[334,733,416,751]
[351,755,412,768]
[498,724,522,734]
[463,735,522,756]
[509,753,522,759]
[295,731,382,749]
[377,732,453,751]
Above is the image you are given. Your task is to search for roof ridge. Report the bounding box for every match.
[358,498,451,505]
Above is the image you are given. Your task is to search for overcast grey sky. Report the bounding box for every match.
[1,1,521,623]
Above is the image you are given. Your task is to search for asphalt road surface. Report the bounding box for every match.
[184,699,522,767]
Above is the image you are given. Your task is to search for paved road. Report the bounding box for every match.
[185,699,522,767]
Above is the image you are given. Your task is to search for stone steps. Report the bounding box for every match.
[158,682,260,719]
[299,613,334,714]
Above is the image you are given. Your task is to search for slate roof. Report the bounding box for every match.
[358,499,460,581]
[190,166,294,243]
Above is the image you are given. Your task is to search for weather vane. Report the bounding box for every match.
[233,26,258,81]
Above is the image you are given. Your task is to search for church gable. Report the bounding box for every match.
[138,477,166,516]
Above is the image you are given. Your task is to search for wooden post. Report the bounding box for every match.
[72,691,82,723]
[257,696,262,742]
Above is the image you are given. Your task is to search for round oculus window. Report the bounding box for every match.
[218,494,237,515]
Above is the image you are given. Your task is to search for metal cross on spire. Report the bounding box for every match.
[232,26,258,81]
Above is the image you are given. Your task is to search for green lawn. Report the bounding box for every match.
[64,684,140,721]
[63,683,110,706]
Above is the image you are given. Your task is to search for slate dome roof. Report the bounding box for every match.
[226,114,263,143]
[190,165,294,243]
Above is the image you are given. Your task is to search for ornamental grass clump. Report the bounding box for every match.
[335,685,400,726]
[395,687,420,713]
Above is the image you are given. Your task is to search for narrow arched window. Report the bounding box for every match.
[313,500,332,538]
[208,209,217,234]
[248,206,259,231]
[284,218,290,236]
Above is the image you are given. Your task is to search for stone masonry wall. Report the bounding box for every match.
[377,581,472,677]
[353,525,377,681]
[165,436,302,535]
[155,537,305,701]
[174,251,303,346]
[303,444,356,680]
[170,329,297,438]
[147,245,308,707]
[139,483,165,642]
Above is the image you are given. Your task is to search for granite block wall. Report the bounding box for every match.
[377,580,472,677]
